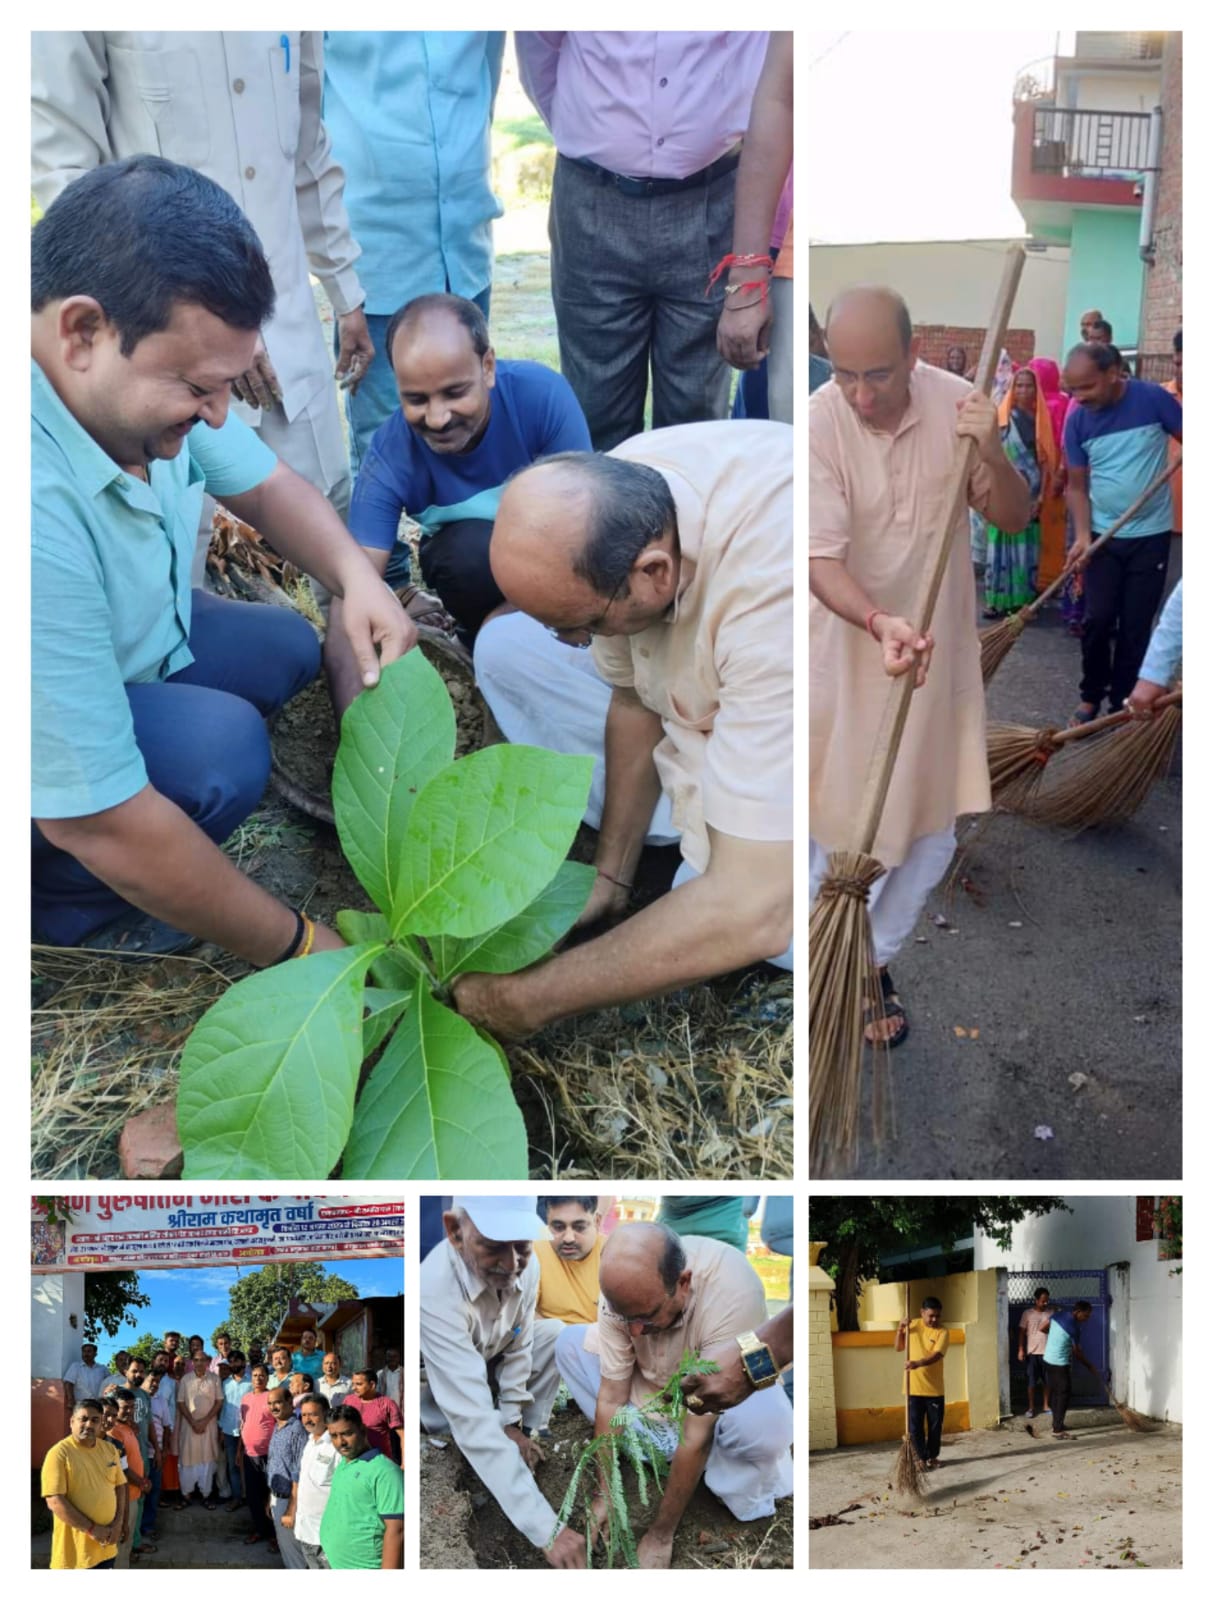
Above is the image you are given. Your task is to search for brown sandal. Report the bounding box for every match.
[395,583,458,635]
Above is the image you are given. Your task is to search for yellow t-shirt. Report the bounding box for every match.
[535,1235,604,1325]
[41,1435,126,1570]
[906,1318,950,1398]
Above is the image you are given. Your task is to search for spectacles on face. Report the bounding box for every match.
[601,1288,683,1334]
[548,570,629,649]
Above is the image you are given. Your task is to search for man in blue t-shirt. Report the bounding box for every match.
[1041,1299,1098,1439]
[1062,341,1182,722]
[328,292,591,711]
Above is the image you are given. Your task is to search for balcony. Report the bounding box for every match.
[1011,101,1156,236]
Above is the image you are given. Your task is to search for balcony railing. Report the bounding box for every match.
[1030,107,1155,178]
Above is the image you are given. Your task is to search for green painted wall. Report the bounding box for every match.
[1062,208,1144,354]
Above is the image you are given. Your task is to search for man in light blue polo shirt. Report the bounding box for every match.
[323,31,505,472]
[32,155,413,960]
[1062,341,1182,722]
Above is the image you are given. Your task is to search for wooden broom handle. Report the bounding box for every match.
[1047,687,1182,748]
[1024,453,1182,618]
[905,1283,912,1422]
[854,244,1026,856]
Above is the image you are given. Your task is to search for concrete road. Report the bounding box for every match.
[842,601,1181,1180]
[810,1410,1181,1569]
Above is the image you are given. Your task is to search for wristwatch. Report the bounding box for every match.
[736,1330,780,1390]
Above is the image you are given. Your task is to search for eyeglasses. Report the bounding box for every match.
[548,571,629,649]
[601,1288,684,1333]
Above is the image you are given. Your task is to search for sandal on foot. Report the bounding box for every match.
[395,583,458,635]
[862,967,910,1049]
[1068,702,1099,727]
[74,906,201,959]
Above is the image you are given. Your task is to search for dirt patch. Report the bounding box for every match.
[422,1405,793,1570]
[810,1412,1181,1569]
[271,630,497,821]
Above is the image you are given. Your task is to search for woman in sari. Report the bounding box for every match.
[983,366,1057,616]
[1028,357,1069,592]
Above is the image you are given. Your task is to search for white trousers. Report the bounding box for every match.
[192,382,352,586]
[473,612,678,843]
[419,1313,563,1436]
[809,827,956,967]
[554,1324,793,1522]
[179,1460,215,1497]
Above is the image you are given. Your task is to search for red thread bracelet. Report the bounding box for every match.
[866,609,889,639]
[705,252,774,296]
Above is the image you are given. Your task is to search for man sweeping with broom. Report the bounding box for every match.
[809,287,1030,1046]
[895,1296,950,1473]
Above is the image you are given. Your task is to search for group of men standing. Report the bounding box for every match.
[43,1329,403,1569]
[30,28,793,1052]
[418,1196,793,1569]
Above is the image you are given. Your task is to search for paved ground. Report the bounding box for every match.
[846,589,1181,1180]
[810,1410,1181,1569]
[33,1494,283,1570]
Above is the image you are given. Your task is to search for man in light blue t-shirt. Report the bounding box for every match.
[1041,1300,1099,1439]
[1062,341,1182,722]
[31,155,412,962]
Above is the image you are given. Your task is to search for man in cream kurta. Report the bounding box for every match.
[809,287,1030,1042]
[419,1197,583,1568]
[455,420,793,1041]
[175,1355,223,1500]
[555,1224,793,1568]
[31,29,371,566]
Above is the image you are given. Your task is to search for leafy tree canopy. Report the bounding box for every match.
[123,1332,162,1367]
[810,1197,1070,1330]
[84,1271,152,1344]
[223,1264,360,1354]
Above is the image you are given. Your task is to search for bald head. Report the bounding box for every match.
[491,454,680,645]
[824,286,920,431]
[600,1222,689,1334]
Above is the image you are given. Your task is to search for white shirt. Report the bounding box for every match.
[376,1365,403,1409]
[293,1432,340,1545]
[31,31,364,425]
[419,1242,557,1549]
[63,1360,111,1399]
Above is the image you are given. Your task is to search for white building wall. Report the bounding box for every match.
[972,1199,1181,1421]
[1064,71,1161,115]
[32,1272,86,1381]
[809,240,1072,364]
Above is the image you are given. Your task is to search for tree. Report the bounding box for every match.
[211,1321,234,1353]
[124,1332,161,1367]
[224,1264,361,1353]
[84,1271,152,1344]
[809,1197,1070,1331]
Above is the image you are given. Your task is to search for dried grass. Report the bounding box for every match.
[511,972,792,1179]
[31,944,241,1178]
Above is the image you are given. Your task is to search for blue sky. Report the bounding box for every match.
[91,1258,403,1367]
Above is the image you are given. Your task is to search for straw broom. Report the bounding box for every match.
[1024,690,1182,829]
[893,1283,926,1497]
[980,454,1181,684]
[809,243,1026,1173]
[987,689,1182,814]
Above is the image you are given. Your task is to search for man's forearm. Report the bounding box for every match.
[491,853,789,1033]
[729,33,793,259]
[46,1494,101,1537]
[37,785,299,966]
[649,1436,713,1540]
[595,691,665,882]
[755,1307,793,1370]
[381,1520,404,1568]
[220,466,374,599]
[983,451,1033,533]
[808,557,884,630]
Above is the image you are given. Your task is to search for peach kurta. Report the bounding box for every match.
[809,363,994,867]
[592,419,793,874]
[175,1372,221,1467]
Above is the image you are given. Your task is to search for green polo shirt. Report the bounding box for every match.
[31,358,276,819]
[318,1448,403,1569]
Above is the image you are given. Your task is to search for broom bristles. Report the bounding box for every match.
[986,721,1058,812]
[892,1434,927,1498]
[809,850,888,1172]
[1026,703,1182,829]
[979,609,1029,684]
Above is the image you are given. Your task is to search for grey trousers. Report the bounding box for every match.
[767,277,794,425]
[298,1540,330,1569]
[271,1498,309,1570]
[548,153,736,450]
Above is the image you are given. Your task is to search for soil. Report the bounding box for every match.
[271,630,496,819]
[421,1405,794,1570]
[809,1411,1182,1569]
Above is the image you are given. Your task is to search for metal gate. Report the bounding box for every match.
[1006,1267,1110,1412]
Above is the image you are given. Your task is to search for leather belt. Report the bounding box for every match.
[566,144,742,198]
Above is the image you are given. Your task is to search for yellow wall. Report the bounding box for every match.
[808,1245,838,1451]
[832,1329,968,1406]
[862,1271,978,1326]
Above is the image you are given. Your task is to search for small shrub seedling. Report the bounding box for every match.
[176,651,595,1178]
[555,1351,720,1568]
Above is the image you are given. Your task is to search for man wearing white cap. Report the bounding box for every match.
[419,1196,586,1569]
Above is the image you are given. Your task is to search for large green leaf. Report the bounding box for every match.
[337,910,431,992]
[362,988,412,1055]
[332,651,455,916]
[177,944,381,1179]
[392,744,594,940]
[342,977,528,1178]
[430,860,596,982]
